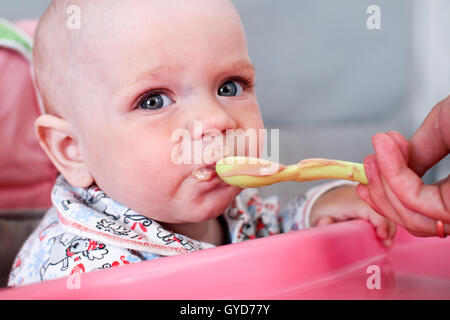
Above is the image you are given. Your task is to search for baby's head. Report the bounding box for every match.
[34,0,264,225]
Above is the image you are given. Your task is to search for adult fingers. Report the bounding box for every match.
[356,184,380,213]
[379,170,438,236]
[357,131,407,216]
[363,154,406,227]
[372,132,450,222]
[386,131,409,163]
[376,162,450,237]
[408,98,450,176]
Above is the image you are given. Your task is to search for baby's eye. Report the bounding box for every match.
[218,80,243,97]
[138,92,174,110]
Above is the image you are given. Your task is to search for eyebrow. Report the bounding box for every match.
[126,60,256,89]
[226,61,256,73]
[128,65,178,86]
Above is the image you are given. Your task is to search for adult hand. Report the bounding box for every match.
[356,96,450,237]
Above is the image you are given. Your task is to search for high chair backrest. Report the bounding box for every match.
[0,19,58,211]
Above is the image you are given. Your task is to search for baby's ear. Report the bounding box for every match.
[35,114,94,188]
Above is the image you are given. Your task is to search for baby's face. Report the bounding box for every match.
[73,0,264,223]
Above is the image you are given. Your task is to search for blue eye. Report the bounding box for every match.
[218,80,243,97]
[138,92,174,110]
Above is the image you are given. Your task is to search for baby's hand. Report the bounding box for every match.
[310,185,397,246]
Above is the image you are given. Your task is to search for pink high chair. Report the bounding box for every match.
[0,19,449,300]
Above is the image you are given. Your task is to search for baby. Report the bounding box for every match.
[8,0,395,286]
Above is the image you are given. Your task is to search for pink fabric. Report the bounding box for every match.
[0,20,58,209]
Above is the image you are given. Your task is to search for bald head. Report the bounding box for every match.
[34,0,86,118]
[33,0,244,121]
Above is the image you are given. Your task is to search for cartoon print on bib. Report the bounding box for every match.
[40,233,108,280]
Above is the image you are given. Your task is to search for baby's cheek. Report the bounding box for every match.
[105,161,179,220]
[133,140,176,176]
[99,140,173,195]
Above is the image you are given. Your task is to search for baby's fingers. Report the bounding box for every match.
[383,220,397,247]
[316,217,335,227]
[365,209,396,246]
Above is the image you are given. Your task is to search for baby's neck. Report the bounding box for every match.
[161,218,226,246]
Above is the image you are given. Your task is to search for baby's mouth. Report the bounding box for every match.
[190,145,237,182]
[191,164,217,182]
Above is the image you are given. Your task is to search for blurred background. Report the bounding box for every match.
[1,0,449,202]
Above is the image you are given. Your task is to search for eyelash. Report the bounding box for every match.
[225,75,255,90]
[134,75,255,110]
[134,89,172,110]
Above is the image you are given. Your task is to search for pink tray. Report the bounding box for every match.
[1,220,449,299]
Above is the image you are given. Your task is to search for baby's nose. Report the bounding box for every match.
[188,105,237,140]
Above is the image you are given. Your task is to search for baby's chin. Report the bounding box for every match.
[176,176,242,223]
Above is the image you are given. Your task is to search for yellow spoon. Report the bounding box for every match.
[215,156,368,188]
